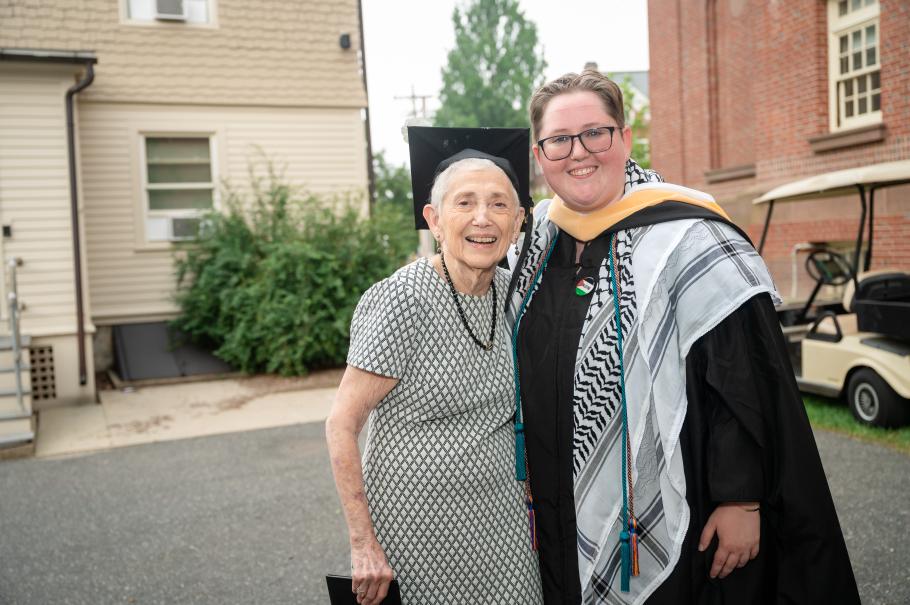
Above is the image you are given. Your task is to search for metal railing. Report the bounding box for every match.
[0,256,29,422]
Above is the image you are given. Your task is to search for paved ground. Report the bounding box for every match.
[0,422,907,604]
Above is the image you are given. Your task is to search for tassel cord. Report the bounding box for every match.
[511,236,559,481]
[610,233,636,591]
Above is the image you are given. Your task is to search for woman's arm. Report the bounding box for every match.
[325,365,399,605]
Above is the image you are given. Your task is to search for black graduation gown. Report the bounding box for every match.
[514,208,860,605]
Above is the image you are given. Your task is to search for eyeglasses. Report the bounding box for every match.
[537,126,618,161]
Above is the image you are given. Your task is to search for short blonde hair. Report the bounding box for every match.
[529,70,625,141]
[429,157,520,210]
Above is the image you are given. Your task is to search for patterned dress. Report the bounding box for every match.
[347,257,543,605]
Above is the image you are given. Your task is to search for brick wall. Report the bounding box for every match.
[649,0,910,292]
[0,0,366,108]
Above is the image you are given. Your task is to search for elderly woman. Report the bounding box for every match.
[508,71,859,604]
[325,136,543,605]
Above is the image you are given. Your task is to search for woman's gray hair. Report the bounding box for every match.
[429,157,520,210]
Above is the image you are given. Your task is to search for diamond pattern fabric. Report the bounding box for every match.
[348,258,543,604]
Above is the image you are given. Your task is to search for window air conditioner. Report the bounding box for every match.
[156,0,187,21]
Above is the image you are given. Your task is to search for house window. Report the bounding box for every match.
[828,0,881,130]
[126,0,211,24]
[143,136,214,242]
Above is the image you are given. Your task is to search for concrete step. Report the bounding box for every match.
[0,414,34,450]
[0,392,31,418]
[0,371,32,394]
[0,335,31,350]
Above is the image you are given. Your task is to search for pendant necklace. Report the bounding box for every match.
[440,252,497,351]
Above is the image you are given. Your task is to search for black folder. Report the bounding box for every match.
[325,575,402,605]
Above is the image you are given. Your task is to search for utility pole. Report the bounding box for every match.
[394,85,435,257]
[394,85,433,119]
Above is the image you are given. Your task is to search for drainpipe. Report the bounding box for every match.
[65,61,95,386]
[357,0,377,206]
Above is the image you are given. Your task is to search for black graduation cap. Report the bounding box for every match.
[407,126,532,230]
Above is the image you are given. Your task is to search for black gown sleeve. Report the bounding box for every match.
[649,292,860,604]
[689,295,769,503]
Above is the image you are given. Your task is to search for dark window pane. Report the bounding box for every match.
[853,51,863,70]
[858,97,868,114]
[148,188,213,210]
[845,79,854,95]
[872,93,881,111]
[867,47,876,66]
[846,100,854,117]
[839,0,847,14]
[172,218,201,239]
[858,75,867,93]
[841,57,849,74]
[840,35,848,53]
[871,70,880,89]
[148,163,211,184]
[852,30,862,48]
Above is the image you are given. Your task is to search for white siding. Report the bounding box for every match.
[0,63,88,336]
[78,101,369,323]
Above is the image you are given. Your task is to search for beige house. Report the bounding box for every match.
[0,0,371,445]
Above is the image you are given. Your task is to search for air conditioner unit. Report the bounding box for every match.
[156,0,187,21]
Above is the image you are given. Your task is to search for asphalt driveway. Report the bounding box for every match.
[0,422,906,604]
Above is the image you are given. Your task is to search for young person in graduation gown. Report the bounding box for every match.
[506,70,860,605]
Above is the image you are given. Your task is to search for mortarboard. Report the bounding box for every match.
[407,126,532,230]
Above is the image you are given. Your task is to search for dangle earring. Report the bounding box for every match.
[513,241,520,256]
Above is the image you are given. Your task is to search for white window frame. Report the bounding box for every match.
[827,0,881,132]
[120,0,218,28]
[139,133,219,244]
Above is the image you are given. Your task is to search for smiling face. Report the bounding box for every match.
[533,90,632,213]
[422,165,524,273]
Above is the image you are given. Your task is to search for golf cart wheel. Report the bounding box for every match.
[847,369,910,428]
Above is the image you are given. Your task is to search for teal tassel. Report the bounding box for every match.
[620,529,631,592]
[515,422,526,481]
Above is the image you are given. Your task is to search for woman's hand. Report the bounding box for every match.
[698,501,760,579]
[351,537,394,605]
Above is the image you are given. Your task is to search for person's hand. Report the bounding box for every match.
[351,538,394,605]
[698,502,760,579]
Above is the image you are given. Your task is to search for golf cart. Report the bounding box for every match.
[755,160,910,427]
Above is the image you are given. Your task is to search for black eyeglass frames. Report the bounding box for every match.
[537,126,618,161]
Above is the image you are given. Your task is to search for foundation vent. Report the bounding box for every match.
[29,345,56,400]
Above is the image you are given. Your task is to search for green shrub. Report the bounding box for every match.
[173,166,417,375]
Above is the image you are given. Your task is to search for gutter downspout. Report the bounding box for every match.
[357,0,377,206]
[65,61,95,386]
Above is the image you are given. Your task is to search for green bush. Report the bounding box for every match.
[173,166,417,375]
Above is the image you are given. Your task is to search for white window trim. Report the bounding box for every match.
[827,0,882,132]
[120,0,219,29]
[138,132,219,248]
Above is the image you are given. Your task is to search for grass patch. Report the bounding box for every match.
[803,395,910,454]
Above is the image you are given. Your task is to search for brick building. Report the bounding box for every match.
[0,0,370,443]
[647,0,910,297]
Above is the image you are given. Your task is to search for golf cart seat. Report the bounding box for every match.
[808,269,904,340]
[812,312,858,338]
[847,269,910,341]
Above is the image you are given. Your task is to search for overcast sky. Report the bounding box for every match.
[361,0,651,165]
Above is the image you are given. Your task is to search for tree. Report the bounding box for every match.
[615,76,651,169]
[435,0,546,128]
[373,151,413,208]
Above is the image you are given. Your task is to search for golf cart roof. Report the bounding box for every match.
[754,160,910,205]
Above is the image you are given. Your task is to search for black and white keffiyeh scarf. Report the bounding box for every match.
[507,159,780,604]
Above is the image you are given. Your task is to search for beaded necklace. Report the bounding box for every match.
[440,252,497,351]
